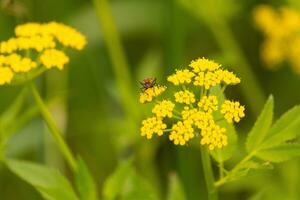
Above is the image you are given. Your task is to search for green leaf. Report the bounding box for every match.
[260,106,300,149]
[103,159,158,200]
[209,86,237,162]
[6,159,79,200]
[75,158,98,200]
[166,173,186,200]
[256,144,300,162]
[246,96,274,153]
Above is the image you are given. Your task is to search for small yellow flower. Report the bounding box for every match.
[174,90,196,104]
[198,95,218,113]
[167,69,194,85]
[141,117,167,139]
[169,121,194,145]
[15,22,86,50]
[152,100,175,118]
[40,49,69,70]
[216,69,241,85]
[194,71,221,90]
[0,66,14,85]
[221,100,245,123]
[3,54,37,73]
[189,57,220,72]
[139,85,166,103]
[200,124,227,150]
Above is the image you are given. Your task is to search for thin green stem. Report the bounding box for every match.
[200,145,218,200]
[92,0,138,121]
[214,151,256,187]
[30,83,77,171]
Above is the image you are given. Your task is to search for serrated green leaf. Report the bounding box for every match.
[256,144,300,162]
[260,106,300,149]
[6,159,79,200]
[167,173,186,200]
[209,86,237,162]
[75,158,98,200]
[246,96,274,153]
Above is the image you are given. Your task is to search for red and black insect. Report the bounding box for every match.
[140,77,157,91]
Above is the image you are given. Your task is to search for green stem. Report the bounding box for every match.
[214,151,256,187]
[201,145,218,200]
[92,0,138,121]
[30,83,77,171]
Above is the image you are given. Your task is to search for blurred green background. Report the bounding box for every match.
[1,0,300,199]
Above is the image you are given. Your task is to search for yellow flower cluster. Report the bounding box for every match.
[40,49,69,70]
[169,121,194,145]
[221,100,245,123]
[253,5,300,74]
[140,117,167,139]
[140,57,245,150]
[198,95,218,113]
[152,100,175,118]
[174,90,195,104]
[0,22,86,85]
[139,86,166,103]
[167,69,194,85]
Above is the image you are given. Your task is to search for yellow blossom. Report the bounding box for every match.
[189,57,220,72]
[139,86,166,103]
[141,117,167,139]
[0,66,14,85]
[167,69,194,85]
[3,54,37,73]
[198,95,218,113]
[152,100,175,118]
[139,57,245,150]
[169,121,194,145]
[40,49,69,70]
[216,69,241,85]
[221,100,245,123]
[15,22,86,50]
[194,71,221,90]
[200,124,227,150]
[174,90,195,104]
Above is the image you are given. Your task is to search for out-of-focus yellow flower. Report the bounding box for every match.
[40,49,69,70]
[15,22,86,50]
[141,117,167,139]
[0,66,14,85]
[254,5,300,74]
[139,86,166,103]
[221,100,245,123]
[2,54,37,73]
[139,57,245,150]
[167,69,194,85]
[152,100,175,118]
[174,90,195,104]
[0,22,86,86]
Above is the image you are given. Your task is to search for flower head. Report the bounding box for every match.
[139,57,245,150]
[141,117,167,139]
[221,100,245,123]
[0,66,14,85]
[0,22,86,86]
[152,100,175,118]
[167,69,194,85]
[139,85,166,103]
[169,121,194,145]
[174,90,196,104]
